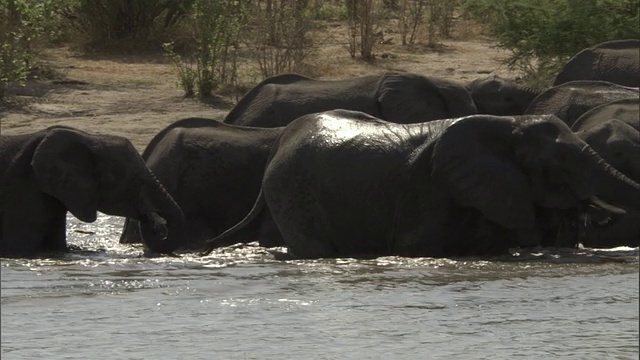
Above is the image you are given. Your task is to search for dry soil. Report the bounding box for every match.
[1,30,520,151]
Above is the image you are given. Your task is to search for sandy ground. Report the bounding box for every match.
[0,32,519,152]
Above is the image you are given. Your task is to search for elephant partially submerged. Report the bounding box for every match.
[201,110,640,259]
[554,39,640,87]
[119,118,283,250]
[0,126,186,257]
[571,98,640,247]
[223,72,478,127]
[525,80,639,127]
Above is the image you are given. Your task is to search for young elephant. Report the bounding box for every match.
[0,126,185,257]
[223,72,477,127]
[202,110,640,259]
[119,118,284,250]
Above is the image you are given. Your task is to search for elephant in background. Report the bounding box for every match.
[466,74,542,115]
[0,126,186,257]
[554,39,640,87]
[571,98,640,248]
[119,117,283,250]
[223,72,478,127]
[525,80,639,127]
[572,98,639,178]
[202,110,640,259]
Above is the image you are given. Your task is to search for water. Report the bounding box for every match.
[2,214,638,359]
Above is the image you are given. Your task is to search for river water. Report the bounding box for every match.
[1,214,638,359]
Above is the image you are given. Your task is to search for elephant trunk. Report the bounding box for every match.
[582,146,640,212]
[137,160,186,254]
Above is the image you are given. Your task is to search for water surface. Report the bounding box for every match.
[2,214,638,359]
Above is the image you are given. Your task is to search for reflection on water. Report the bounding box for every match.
[1,214,639,360]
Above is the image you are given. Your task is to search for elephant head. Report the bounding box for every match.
[376,72,477,123]
[466,75,542,116]
[570,103,640,248]
[577,119,640,183]
[428,114,640,247]
[579,204,640,248]
[30,127,185,253]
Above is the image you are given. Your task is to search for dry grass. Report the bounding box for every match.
[1,18,519,151]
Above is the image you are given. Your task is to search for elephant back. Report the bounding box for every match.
[554,39,640,87]
[571,98,640,132]
[140,117,221,160]
[223,73,311,125]
[525,80,639,127]
[224,74,382,128]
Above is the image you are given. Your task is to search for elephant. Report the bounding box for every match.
[570,98,640,248]
[466,74,542,115]
[554,39,640,87]
[201,109,640,259]
[524,80,639,127]
[223,72,478,127]
[0,126,186,257]
[119,117,284,250]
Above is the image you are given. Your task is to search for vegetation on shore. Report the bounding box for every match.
[1,0,638,99]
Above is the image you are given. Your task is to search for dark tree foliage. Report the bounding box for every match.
[464,0,639,86]
[61,0,194,45]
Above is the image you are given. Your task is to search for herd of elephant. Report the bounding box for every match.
[1,39,639,259]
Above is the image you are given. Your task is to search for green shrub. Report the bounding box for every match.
[313,2,349,21]
[164,0,244,98]
[163,42,196,97]
[347,0,380,61]
[1,0,65,98]
[243,0,320,77]
[61,0,194,50]
[464,0,640,87]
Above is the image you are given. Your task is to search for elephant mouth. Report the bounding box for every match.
[594,216,614,227]
[580,204,618,229]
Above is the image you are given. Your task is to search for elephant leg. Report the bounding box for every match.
[271,205,335,258]
[43,206,68,253]
[257,211,284,247]
[516,229,542,248]
[2,220,42,256]
[443,208,517,256]
[581,211,640,248]
[2,210,66,256]
[282,228,335,259]
[186,218,215,247]
[120,218,143,244]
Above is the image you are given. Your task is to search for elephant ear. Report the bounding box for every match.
[421,116,535,229]
[31,127,99,222]
[377,72,476,123]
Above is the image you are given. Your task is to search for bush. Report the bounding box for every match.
[347,0,379,61]
[399,0,427,46]
[312,1,349,21]
[1,0,65,98]
[164,0,243,98]
[465,0,640,87]
[242,0,320,77]
[61,0,193,50]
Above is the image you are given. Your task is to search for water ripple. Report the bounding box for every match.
[1,214,638,360]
